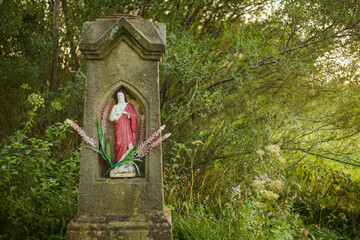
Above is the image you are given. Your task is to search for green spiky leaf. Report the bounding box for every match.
[106,140,111,160]
[104,143,139,176]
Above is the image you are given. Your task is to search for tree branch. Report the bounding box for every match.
[204,77,234,90]
[292,148,360,167]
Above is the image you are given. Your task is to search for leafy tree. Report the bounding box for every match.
[1,0,360,238]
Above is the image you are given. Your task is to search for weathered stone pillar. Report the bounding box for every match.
[66,14,171,240]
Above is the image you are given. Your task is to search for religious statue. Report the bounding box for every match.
[109,90,138,177]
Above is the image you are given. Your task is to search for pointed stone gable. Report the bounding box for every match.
[79,15,165,61]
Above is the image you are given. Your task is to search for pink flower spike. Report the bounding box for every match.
[144,125,166,146]
[149,133,171,149]
[101,99,113,135]
[138,132,171,157]
[139,118,146,145]
[66,119,96,148]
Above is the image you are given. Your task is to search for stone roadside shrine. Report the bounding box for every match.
[66,14,172,239]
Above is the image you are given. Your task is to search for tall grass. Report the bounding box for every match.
[165,144,360,239]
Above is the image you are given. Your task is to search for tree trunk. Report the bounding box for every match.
[61,0,79,73]
[50,0,60,93]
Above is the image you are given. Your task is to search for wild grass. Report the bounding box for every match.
[165,144,360,240]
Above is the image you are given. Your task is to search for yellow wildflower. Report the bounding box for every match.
[28,93,45,111]
[20,83,31,90]
[191,140,203,145]
[51,100,62,111]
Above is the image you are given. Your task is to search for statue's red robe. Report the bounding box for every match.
[113,103,137,163]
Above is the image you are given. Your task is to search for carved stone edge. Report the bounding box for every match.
[79,17,166,61]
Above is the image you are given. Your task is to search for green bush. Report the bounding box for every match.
[0,123,80,239]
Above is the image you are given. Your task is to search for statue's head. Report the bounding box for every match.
[117,90,126,103]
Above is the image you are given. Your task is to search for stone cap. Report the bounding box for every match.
[79,15,166,61]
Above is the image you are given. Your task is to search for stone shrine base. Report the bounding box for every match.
[66,207,172,240]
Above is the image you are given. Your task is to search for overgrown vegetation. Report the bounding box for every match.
[1,0,360,239]
[0,126,80,239]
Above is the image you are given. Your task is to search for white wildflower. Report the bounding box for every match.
[269,179,283,191]
[261,173,271,182]
[265,144,281,156]
[232,185,241,193]
[255,202,267,209]
[256,149,265,157]
[259,189,279,200]
[252,180,266,189]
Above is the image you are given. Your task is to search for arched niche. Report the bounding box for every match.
[99,80,148,178]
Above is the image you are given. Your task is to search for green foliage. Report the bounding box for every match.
[173,199,303,240]
[166,145,360,239]
[0,123,80,239]
[1,0,360,238]
[288,159,360,237]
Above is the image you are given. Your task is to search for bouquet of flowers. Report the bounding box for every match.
[66,99,171,176]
